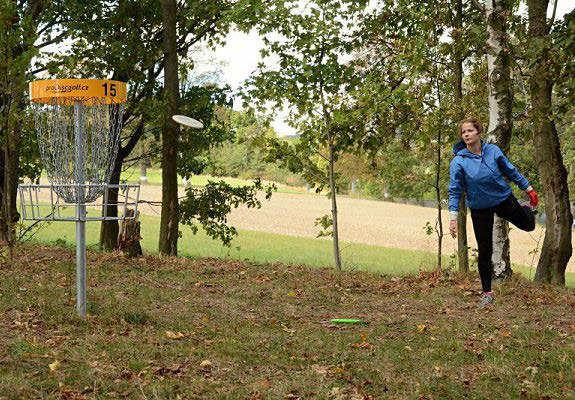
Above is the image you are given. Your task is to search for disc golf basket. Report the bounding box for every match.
[18,79,140,318]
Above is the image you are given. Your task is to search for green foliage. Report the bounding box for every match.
[176,85,234,179]
[47,0,276,249]
[346,1,458,201]
[179,178,275,246]
[244,0,375,269]
[245,0,369,189]
[314,214,333,238]
[424,221,434,236]
[356,179,386,199]
[0,0,52,178]
[205,109,306,186]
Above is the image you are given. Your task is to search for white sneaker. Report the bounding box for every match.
[477,293,495,309]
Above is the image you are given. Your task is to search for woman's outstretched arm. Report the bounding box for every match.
[494,146,530,190]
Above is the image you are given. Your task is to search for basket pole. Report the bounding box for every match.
[74,101,87,318]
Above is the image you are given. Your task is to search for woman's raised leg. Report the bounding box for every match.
[494,194,535,232]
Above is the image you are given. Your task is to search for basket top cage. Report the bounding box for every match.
[29,79,128,204]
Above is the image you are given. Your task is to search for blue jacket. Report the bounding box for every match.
[449,140,530,211]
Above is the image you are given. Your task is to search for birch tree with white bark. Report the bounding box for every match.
[475,0,514,279]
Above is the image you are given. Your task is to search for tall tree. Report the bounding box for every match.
[483,0,514,279]
[528,0,573,284]
[0,0,66,246]
[158,0,180,255]
[60,0,165,250]
[452,0,469,272]
[246,0,367,270]
[354,0,477,269]
[60,0,264,251]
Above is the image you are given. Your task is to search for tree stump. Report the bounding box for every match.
[117,209,142,257]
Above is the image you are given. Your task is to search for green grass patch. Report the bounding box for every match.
[39,167,310,195]
[21,211,575,286]
[23,213,444,276]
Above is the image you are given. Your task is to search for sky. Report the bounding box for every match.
[207,0,573,137]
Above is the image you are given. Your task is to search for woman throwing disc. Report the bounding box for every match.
[449,118,538,308]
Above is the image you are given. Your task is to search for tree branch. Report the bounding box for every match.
[36,19,61,37]
[28,55,65,76]
[469,0,485,13]
[35,30,69,49]
[123,63,164,124]
[548,0,558,29]
[177,16,220,53]
[120,117,146,158]
[317,151,329,162]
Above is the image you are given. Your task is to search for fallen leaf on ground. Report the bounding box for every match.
[311,364,329,375]
[329,387,344,399]
[351,341,372,349]
[258,378,272,389]
[165,331,185,339]
[48,360,60,372]
[199,359,212,371]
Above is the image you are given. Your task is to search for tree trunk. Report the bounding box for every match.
[1,86,24,250]
[140,160,148,184]
[99,111,144,251]
[485,0,513,280]
[456,196,469,271]
[328,139,342,271]
[436,119,443,270]
[100,154,122,250]
[528,0,573,285]
[1,112,20,251]
[0,4,32,248]
[453,0,469,272]
[159,0,180,256]
[118,209,142,257]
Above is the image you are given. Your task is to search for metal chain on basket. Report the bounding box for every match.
[32,97,124,203]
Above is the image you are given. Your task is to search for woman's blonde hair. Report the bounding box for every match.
[458,117,483,135]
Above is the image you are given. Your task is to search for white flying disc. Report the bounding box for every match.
[172,115,204,129]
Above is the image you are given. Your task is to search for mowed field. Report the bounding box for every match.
[25,178,575,273]
[105,181,575,273]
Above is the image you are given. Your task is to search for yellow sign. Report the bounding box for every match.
[30,79,127,105]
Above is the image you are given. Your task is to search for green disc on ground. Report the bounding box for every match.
[330,318,366,324]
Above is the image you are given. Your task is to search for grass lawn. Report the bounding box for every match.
[21,212,575,286]
[23,214,441,276]
[119,167,309,195]
[0,245,573,399]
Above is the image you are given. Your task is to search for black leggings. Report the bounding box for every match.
[470,194,535,292]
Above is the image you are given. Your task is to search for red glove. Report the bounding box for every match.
[526,189,538,207]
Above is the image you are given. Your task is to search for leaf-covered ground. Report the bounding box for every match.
[1,245,574,399]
